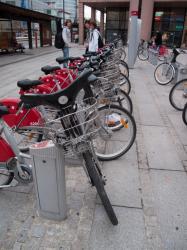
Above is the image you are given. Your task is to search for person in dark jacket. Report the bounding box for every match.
[155,32,162,47]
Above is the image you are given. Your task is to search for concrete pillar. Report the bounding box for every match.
[27,20,33,49]
[79,2,84,45]
[40,23,43,47]
[129,0,139,17]
[128,0,139,39]
[141,0,154,41]
[91,7,96,22]
[100,11,104,37]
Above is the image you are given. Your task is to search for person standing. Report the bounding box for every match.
[62,19,72,67]
[155,32,162,47]
[84,20,91,53]
[88,21,100,53]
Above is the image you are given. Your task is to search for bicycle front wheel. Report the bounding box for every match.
[169,79,187,111]
[118,61,129,78]
[115,88,133,113]
[154,62,175,85]
[94,105,136,161]
[182,103,187,125]
[138,48,149,61]
[117,74,131,95]
[83,151,118,225]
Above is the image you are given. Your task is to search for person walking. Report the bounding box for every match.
[62,19,72,67]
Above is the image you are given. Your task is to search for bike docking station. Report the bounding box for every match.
[30,140,67,221]
[128,11,142,68]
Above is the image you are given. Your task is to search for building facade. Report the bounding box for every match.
[0,0,58,50]
[43,0,78,23]
[79,0,187,47]
[1,0,49,13]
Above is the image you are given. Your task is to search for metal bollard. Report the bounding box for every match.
[30,140,67,221]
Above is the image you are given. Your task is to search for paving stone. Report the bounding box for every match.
[22,238,41,250]
[143,125,184,170]
[13,242,23,250]
[150,169,187,250]
[99,158,142,208]
[16,229,29,243]
[89,206,146,250]
[168,113,187,146]
[31,224,46,238]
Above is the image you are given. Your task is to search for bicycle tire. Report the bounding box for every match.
[83,151,118,225]
[118,60,129,78]
[94,104,136,161]
[116,88,133,113]
[121,49,126,61]
[154,62,175,85]
[118,74,131,95]
[182,103,187,125]
[138,48,149,61]
[169,79,187,111]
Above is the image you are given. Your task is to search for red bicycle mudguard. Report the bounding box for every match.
[0,98,43,128]
[0,136,15,162]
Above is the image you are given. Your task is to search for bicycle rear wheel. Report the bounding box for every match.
[83,151,118,225]
[154,62,175,85]
[169,79,187,111]
[182,103,187,125]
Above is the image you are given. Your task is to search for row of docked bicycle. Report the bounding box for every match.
[137,41,187,124]
[153,47,187,125]
[0,39,136,225]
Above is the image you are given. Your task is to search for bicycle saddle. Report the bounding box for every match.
[20,69,93,108]
[56,56,81,64]
[17,79,43,90]
[41,65,61,75]
[0,106,9,118]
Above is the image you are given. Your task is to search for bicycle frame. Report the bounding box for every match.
[0,98,43,129]
[0,118,31,187]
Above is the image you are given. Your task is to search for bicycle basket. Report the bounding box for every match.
[45,97,101,155]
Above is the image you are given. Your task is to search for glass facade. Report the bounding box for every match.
[152,8,186,47]
[0,0,48,13]
[45,0,77,22]
[0,0,53,50]
[106,8,129,43]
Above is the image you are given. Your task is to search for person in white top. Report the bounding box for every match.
[62,19,72,67]
[88,21,99,53]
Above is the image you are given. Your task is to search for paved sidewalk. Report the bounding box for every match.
[0,46,187,250]
[0,43,83,67]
